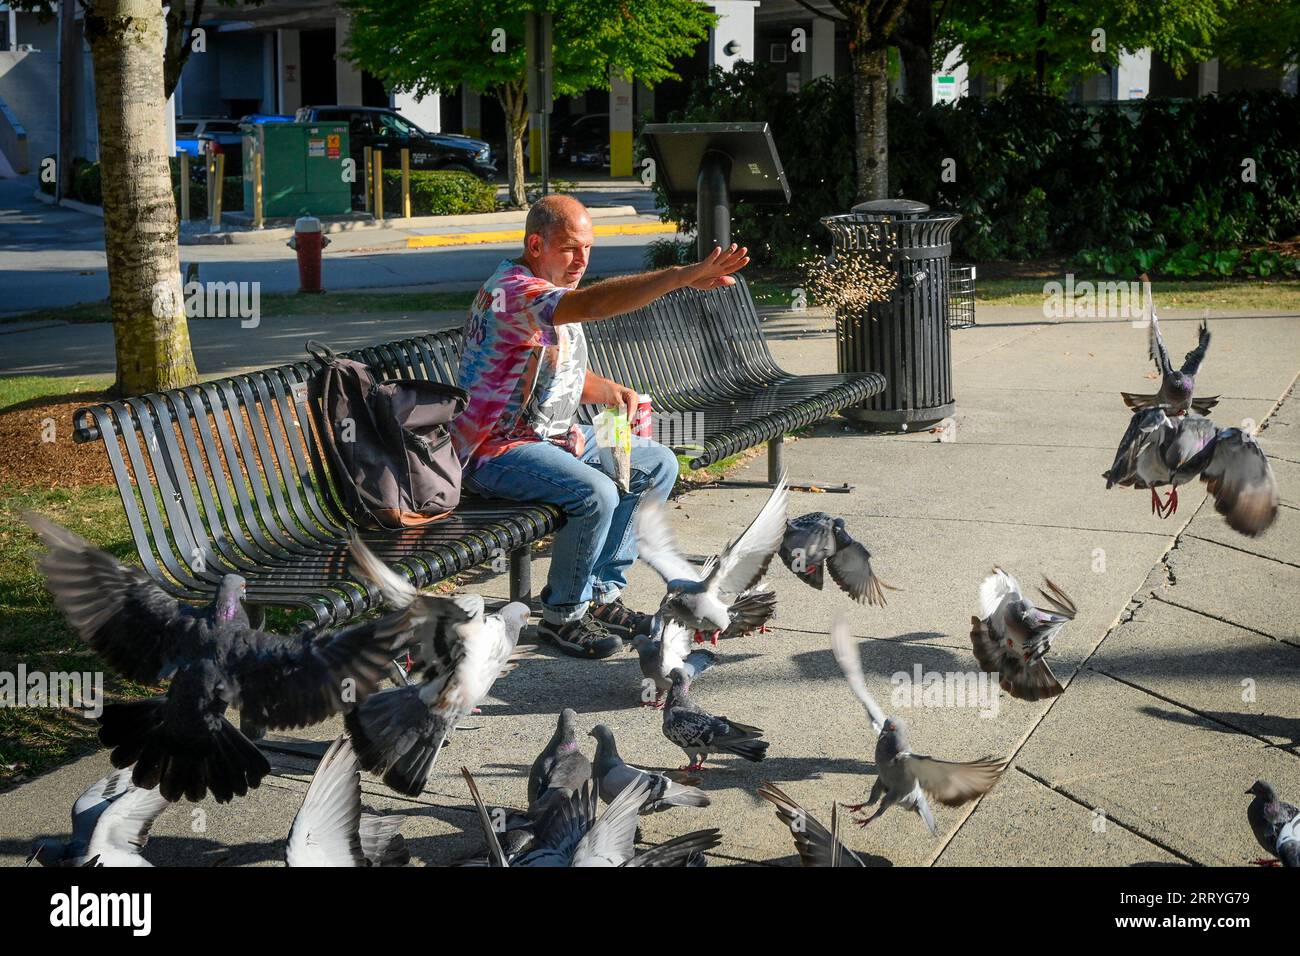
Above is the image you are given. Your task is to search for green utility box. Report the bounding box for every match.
[242,122,351,218]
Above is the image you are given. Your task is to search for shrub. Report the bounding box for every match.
[380,169,496,217]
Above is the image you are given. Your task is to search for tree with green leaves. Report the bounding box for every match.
[937,0,1229,95]
[1216,0,1300,72]
[792,0,912,202]
[342,0,714,208]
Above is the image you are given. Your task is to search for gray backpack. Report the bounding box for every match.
[307,340,468,530]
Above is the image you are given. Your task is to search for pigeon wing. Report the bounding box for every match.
[1148,310,1173,375]
[84,782,170,863]
[1180,320,1211,376]
[28,512,196,683]
[903,754,1008,807]
[827,540,896,607]
[573,778,650,867]
[286,735,366,867]
[713,474,789,601]
[1201,429,1279,537]
[829,617,886,733]
[461,768,509,868]
[635,499,707,584]
[757,782,866,867]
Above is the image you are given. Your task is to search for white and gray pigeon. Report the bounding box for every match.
[757,781,865,867]
[463,769,718,867]
[970,568,1077,701]
[27,768,170,867]
[631,616,718,708]
[1120,302,1218,416]
[661,668,769,771]
[346,535,532,796]
[635,474,789,643]
[28,513,405,803]
[285,734,409,867]
[527,708,593,819]
[779,512,897,607]
[831,618,1007,836]
[1246,779,1300,867]
[589,723,710,813]
[1104,408,1279,535]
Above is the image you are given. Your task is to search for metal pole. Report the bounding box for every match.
[205,146,215,223]
[541,111,549,196]
[696,149,732,260]
[362,145,372,214]
[211,152,225,229]
[252,149,263,229]
[401,147,411,218]
[179,152,190,220]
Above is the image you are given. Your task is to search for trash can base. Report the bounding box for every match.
[843,403,953,433]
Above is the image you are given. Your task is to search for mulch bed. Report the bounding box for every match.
[0,396,117,489]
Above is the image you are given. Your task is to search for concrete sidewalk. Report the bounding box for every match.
[1,308,1297,866]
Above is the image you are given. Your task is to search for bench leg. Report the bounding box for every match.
[767,434,784,484]
[695,434,854,493]
[509,545,532,604]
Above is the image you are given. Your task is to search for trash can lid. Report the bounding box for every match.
[850,198,931,215]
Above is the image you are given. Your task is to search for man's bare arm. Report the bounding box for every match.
[553,244,749,326]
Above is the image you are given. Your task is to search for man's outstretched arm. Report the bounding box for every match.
[553,243,749,326]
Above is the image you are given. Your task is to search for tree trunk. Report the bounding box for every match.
[852,43,891,202]
[895,0,933,106]
[85,0,198,395]
[163,0,206,100]
[498,81,529,208]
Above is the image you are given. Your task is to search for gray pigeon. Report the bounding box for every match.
[1246,779,1300,867]
[661,668,769,771]
[285,735,409,867]
[636,475,788,642]
[28,513,404,803]
[757,781,865,867]
[589,724,710,813]
[527,708,593,818]
[631,617,718,707]
[717,584,778,640]
[1120,304,1218,416]
[27,768,169,867]
[1103,409,1279,535]
[831,618,1007,836]
[779,512,897,607]
[346,536,532,796]
[970,568,1077,701]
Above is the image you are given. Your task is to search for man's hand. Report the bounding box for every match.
[681,243,750,290]
[584,373,638,418]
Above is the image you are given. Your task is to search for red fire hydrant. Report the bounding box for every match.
[286,216,330,293]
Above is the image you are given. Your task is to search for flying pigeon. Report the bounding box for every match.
[757,781,865,867]
[970,568,1077,701]
[346,534,532,796]
[661,668,768,771]
[636,474,788,644]
[779,512,897,607]
[528,708,593,818]
[589,723,710,813]
[1103,409,1279,535]
[27,513,404,803]
[1120,304,1218,416]
[631,616,718,708]
[830,618,1007,835]
[1246,779,1300,867]
[285,735,409,867]
[27,768,170,867]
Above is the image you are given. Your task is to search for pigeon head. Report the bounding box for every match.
[215,575,248,623]
[630,633,657,656]
[1247,779,1276,800]
[668,667,691,692]
[497,602,532,641]
[556,708,581,749]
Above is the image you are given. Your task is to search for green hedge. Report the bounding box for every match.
[379,168,497,217]
[654,63,1300,274]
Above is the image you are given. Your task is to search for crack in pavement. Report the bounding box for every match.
[1149,594,1300,650]
[1180,531,1300,570]
[844,511,1179,538]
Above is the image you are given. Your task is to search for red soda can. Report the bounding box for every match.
[632,394,653,440]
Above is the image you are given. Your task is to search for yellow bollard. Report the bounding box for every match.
[363,146,373,214]
[401,147,411,219]
[212,152,225,228]
[373,149,384,222]
[252,150,264,229]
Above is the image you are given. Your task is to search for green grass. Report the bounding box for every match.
[0,375,114,414]
[0,485,152,787]
[746,276,1300,312]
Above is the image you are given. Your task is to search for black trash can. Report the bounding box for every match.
[821,199,961,430]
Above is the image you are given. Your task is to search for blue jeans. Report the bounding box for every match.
[463,424,679,624]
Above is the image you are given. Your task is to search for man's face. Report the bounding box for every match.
[526,215,594,288]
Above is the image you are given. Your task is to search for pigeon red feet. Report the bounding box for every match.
[710,629,720,646]
[1150,487,1161,516]
[841,801,870,814]
[693,630,706,644]
[1151,486,1179,518]
[1252,858,1282,867]
[679,762,705,772]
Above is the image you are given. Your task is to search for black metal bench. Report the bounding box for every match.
[581,276,887,489]
[72,331,561,628]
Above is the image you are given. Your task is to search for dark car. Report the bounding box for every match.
[293,105,497,182]
[553,112,610,169]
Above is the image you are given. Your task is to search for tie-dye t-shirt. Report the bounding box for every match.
[452,258,588,472]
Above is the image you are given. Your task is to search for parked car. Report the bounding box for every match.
[293,105,497,183]
[553,112,610,169]
[175,117,241,159]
